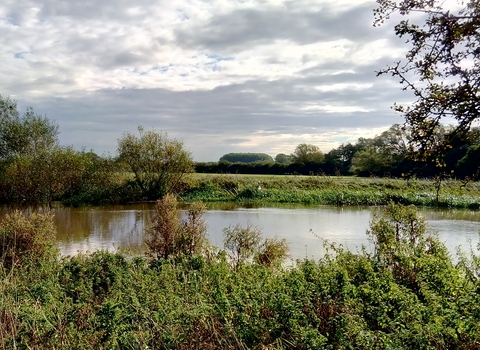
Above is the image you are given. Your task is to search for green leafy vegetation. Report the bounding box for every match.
[182,174,480,208]
[219,153,274,164]
[375,0,480,163]
[117,126,194,200]
[2,204,480,348]
[146,194,208,260]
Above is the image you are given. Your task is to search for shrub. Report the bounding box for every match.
[255,237,289,268]
[367,202,454,293]
[224,222,262,268]
[145,194,208,259]
[0,210,57,269]
[179,201,208,257]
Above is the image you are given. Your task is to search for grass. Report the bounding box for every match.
[180,174,480,208]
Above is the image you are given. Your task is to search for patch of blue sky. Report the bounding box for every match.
[14,52,31,59]
[5,15,20,26]
[177,11,189,22]
[205,53,234,62]
[200,53,235,72]
[152,65,171,73]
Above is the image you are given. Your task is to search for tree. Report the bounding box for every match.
[219,153,274,164]
[291,143,324,165]
[350,125,412,176]
[325,143,365,175]
[456,144,480,179]
[117,127,194,199]
[375,0,480,162]
[0,95,58,160]
[274,153,293,164]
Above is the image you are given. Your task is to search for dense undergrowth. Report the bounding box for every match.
[1,202,480,349]
[181,175,480,208]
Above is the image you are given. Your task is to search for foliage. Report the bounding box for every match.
[146,194,207,260]
[224,222,262,268]
[219,152,274,164]
[255,236,289,268]
[375,0,480,161]
[3,204,480,348]
[291,143,324,165]
[118,126,194,199]
[183,174,480,208]
[0,147,117,206]
[274,153,293,164]
[350,124,410,176]
[0,94,58,161]
[323,142,361,175]
[456,144,480,179]
[0,210,58,269]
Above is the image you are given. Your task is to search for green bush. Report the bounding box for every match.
[146,194,208,260]
[255,236,289,268]
[0,210,58,269]
[224,222,262,268]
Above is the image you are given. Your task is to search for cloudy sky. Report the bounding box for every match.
[1,0,411,161]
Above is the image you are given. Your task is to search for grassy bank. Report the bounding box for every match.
[2,204,480,349]
[180,175,480,208]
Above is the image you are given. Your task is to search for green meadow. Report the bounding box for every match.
[181,174,480,208]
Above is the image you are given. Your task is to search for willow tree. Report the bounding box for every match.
[117,127,194,199]
[375,0,480,163]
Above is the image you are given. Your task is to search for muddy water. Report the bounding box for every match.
[1,204,479,260]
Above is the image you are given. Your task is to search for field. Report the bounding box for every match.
[181,174,480,208]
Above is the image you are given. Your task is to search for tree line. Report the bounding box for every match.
[196,124,480,179]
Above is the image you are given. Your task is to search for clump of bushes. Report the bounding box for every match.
[223,222,289,269]
[146,194,208,259]
[0,210,58,269]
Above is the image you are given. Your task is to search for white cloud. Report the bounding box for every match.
[1,0,410,161]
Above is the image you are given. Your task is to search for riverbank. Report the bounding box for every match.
[2,204,480,349]
[180,174,480,208]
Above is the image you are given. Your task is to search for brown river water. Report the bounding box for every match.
[1,203,479,261]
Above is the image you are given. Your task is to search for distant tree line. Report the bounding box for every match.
[196,125,480,179]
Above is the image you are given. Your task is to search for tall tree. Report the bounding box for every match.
[291,143,324,165]
[117,127,194,199]
[375,0,480,161]
[0,95,58,160]
[274,153,293,165]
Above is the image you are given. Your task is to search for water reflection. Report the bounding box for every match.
[0,204,478,260]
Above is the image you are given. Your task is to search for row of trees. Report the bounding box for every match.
[0,95,194,205]
[218,145,325,166]
[197,144,326,174]
[197,124,480,178]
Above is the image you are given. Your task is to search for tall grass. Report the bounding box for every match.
[181,174,480,208]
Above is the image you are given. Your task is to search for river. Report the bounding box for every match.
[2,203,477,261]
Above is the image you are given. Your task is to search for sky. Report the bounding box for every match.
[1,0,413,161]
